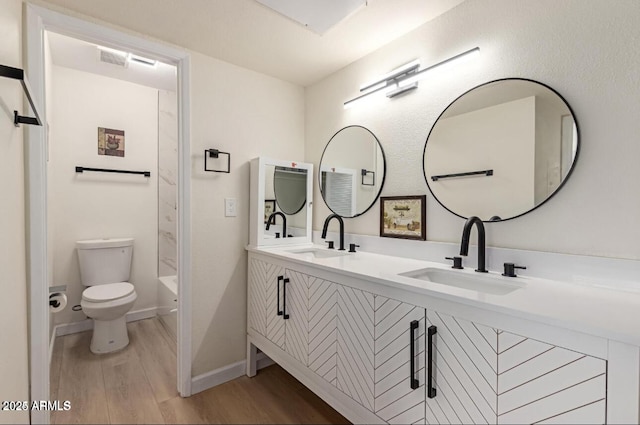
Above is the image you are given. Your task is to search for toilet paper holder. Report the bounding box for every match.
[49,292,64,307]
[49,286,67,311]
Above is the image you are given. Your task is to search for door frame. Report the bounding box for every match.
[25,5,193,423]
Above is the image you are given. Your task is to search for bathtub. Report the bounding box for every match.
[157,275,177,342]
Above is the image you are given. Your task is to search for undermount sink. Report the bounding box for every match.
[286,248,350,259]
[399,267,522,295]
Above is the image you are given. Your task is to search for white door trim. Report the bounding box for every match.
[25,5,193,423]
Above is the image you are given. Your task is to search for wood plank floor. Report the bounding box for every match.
[50,317,349,424]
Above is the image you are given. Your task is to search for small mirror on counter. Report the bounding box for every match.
[319,125,386,217]
[273,166,307,215]
[423,78,579,221]
[250,157,313,247]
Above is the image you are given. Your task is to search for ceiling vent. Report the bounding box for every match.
[256,0,366,35]
[98,47,128,68]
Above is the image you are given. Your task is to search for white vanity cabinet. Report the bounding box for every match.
[426,311,606,424]
[426,311,498,424]
[249,257,336,374]
[248,257,340,377]
[247,250,635,424]
[248,254,428,423]
[495,330,606,424]
[248,258,309,364]
[373,297,426,424]
[335,285,427,424]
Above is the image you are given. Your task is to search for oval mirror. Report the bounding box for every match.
[423,78,579,222]
[273,166,307,215]
[319,125,386,217]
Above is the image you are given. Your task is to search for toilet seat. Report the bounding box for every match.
[82,282,135,302]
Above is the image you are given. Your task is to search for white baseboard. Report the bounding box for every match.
[55,319,92,337]
[54,307,158,337]
[191,352,273,395]
[127,307,158,322]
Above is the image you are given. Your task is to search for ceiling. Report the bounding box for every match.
[39,0,466,87]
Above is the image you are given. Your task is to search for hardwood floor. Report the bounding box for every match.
[50,317,348,424]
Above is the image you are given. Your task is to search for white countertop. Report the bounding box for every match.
[248,244,640,347]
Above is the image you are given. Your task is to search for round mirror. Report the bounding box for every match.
[423,78,579,222]
[273,166,307,215]
[319,125,386,217]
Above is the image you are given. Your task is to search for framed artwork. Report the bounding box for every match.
[380,195,426,240]
[98,127,125,157]
[264,199,276,223]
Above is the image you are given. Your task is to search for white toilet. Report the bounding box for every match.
[77,238,137,354]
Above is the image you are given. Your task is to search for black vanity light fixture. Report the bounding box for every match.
[343,47,480,109]
[0,64,43,127]
[204,149,231,173]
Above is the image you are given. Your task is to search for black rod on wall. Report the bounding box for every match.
[431,169,493,182]
[75,166,151,177]
[0,64,43,127]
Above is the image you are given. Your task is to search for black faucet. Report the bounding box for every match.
[321,214,345,251]
[266,212,286,238]
[459,216,487,273]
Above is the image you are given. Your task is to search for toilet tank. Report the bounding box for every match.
[76,238,134,286]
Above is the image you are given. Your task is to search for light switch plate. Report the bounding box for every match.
[225,198,237,217]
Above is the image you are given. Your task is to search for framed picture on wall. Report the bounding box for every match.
[98,127,125,157]
[380,195,426,240]
[264,199,276,223]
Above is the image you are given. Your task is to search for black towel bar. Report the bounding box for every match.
[0,64,43,127]
[431,169,493,181]
[204,149,231,173]
[75,166,151,177]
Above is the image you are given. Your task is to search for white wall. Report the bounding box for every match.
[0,1,30,423]
[49,65,159,325]
[306,0,640,260]
[190,51,304,375]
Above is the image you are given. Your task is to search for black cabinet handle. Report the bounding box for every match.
[427,325,437,398]
[282,277,290,320]
[277,276,283,316]
[410,320,419,390]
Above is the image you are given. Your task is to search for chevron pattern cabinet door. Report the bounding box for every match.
[374,296,426,425]
[497,331,606,424]
[336,284,375,412]
[283,269,309,365]
[308,276,338,385]
[264,261,286,349]
[427,311,498,425]
[248,258,267,336]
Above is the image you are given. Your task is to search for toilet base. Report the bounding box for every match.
[90,316,130,354]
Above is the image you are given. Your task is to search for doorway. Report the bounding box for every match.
[25,5,192,424]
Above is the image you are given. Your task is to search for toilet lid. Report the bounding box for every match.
[83,282,134,302]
